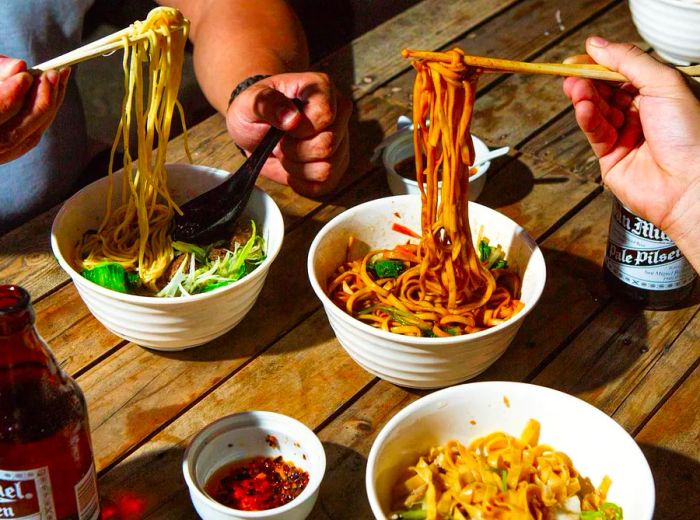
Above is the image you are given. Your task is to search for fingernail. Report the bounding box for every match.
[60,67,71,85]
[589,36,608,48]
[276,106,299,126]
[46,70,59,86]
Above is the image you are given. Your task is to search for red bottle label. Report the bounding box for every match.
[0,467,56,520]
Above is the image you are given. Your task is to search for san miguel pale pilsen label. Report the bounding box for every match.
[606,198,696,291]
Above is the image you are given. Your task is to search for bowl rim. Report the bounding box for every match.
[364,381,656,519]
[182,410,326,519]
[307,195,547,346]
[382,131,491,187]
[631,0,700,10]
[50,163,285,305]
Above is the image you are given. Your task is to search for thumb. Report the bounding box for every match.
[235,83,302,131]
[585,37,683,94]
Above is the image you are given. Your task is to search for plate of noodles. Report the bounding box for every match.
[366,382,655,520]
[52,163,284,350]
[50,7,284,350]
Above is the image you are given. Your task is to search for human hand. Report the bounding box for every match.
[0,56,70,164]
[226,72,352,197]
[563,38,700,252]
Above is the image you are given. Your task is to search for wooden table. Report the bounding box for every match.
[2,1,698,518]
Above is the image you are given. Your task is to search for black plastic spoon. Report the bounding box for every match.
[172,100,301,243]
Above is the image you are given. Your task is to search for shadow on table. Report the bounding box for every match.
[98,444,192,520]
[478,244,655,393]
[309,441,373,520]
[639,443,700,519]
[475,154,572,209]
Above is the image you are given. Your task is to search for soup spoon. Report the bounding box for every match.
[172,99,303,243]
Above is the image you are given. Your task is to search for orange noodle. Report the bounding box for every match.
[390,420,623,519]
[326,48,523,337]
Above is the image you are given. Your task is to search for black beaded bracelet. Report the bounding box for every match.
[228,74,271,108]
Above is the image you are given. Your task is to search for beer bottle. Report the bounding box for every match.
[0,285,100,520]
[603,197,697,309]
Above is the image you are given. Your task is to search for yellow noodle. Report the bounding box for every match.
[76,7,191,291]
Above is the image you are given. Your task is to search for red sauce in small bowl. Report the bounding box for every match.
[204,456,309,511]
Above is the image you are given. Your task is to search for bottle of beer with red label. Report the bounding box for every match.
[603,197,697,309]
[0,285,100,520]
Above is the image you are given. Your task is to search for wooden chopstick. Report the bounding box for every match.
[402,49,699,83]
[33,25,185,72]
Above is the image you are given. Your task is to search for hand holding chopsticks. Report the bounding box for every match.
[402,49,700,83]
[33,24,187,72]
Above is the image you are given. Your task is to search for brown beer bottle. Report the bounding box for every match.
[603,198,697,309]
[0,285,99,520]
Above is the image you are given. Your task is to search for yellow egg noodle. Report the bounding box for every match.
[77,7,192,291]
[391,420,623,520]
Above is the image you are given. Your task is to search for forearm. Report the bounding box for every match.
[161,0,309,114]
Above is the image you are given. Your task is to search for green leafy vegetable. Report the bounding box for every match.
[358,305,435,337]
[500,469,508,492]
[479,238,509,269]
[369,258,406,278]
[157,220,266,298]
[82,263,140,293]
[478,239,492,262]
[390,507,428,520]
[172,241,208,264]
[493,259,508,269]
[580,502,623,520]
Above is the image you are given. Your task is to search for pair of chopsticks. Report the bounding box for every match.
[402,49,700,83]
[33,24,186,72]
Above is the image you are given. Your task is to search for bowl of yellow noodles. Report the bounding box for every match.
[307,195,546,389]
[366,381,655,520]
[51,163,284,350]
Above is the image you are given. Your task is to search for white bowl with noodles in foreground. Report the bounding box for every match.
[51,163,284,351]
[366,382,655,519]
[307,195,545,389]
[183,411,325,520]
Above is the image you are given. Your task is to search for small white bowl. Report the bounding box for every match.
[183,411,326,520]
[366,382,655,520]
[51,163,284,351]
[630,0,700,65]
[382,130,490,200]
[307,195,546,389]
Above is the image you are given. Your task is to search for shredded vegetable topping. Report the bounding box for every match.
[157,221,265,297]
[390,420,622,520]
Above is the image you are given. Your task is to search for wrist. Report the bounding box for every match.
[662,184,700,273]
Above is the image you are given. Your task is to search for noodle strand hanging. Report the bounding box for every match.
[326,48,523,336]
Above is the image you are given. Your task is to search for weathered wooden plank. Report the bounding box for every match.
[318,0,520,99]
[34,284,123,376]
[532,294,699,428]
[635,365,700,519]
[613,309,700,432]
[97,309,375,519]
[0,205,63,300]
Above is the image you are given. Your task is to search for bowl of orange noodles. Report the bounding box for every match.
[51,163,284,351]
[366,381,654,519]
[307,195,546,389]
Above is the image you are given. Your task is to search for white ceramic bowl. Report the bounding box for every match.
[183,411,326,520]
[51,163,284,350]
[366,382,655,519]
[307,195,546,389]
[630,0,700,65]
[382,130,490,200]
